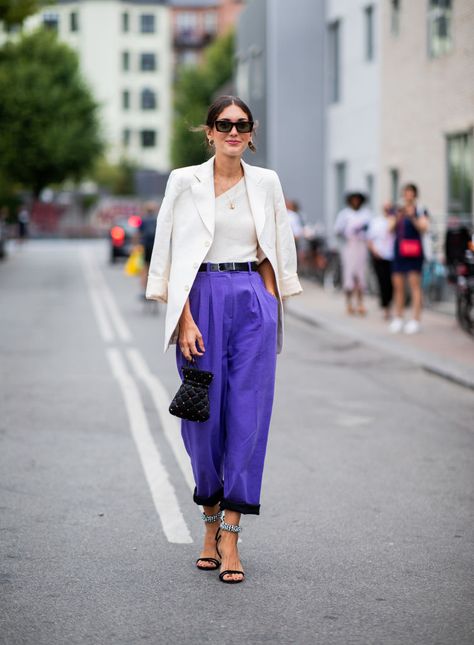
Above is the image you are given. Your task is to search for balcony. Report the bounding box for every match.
[173,28,215,49]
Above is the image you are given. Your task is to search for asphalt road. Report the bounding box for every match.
[1,240,473,645]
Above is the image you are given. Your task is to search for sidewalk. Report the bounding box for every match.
[286,279,474,390]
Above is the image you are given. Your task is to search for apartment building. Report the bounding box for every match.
[25,0,172,172]
[170,0,243,68]
[380,0,473,232]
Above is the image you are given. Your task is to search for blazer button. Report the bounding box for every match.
[184,285,190,291]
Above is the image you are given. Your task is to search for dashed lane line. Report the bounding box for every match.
[107,348,193,544]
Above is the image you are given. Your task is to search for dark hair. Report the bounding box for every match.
[206,95,254,128]
[403,183,418,197]
[346,192,366,207]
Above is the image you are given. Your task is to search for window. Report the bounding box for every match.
[236,55,250,101]
[141,89,156,110]
[390,0,401,36]
[428,0,452,58]
[328,21,341,103]
[250,50,264,101]
[70,11,79,32]
[366,174,374,208]
[204,11,218,35]
[364,5,375,61]
[335,162,347,213]
[122,129,131,147]
[390,168,399,204]
[179,50,199,67]
[122,90,130,110]
[176,11,198,32]
[42,13,59,30]
[122,51,130,72]
[141,130,156,148]
[141,14,155,34]
[447,133,473,216]
[140,53,156,71]
[122,12,129,33]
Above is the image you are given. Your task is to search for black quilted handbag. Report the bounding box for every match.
[169,363,213,422]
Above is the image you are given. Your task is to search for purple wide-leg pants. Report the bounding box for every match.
[176,265,278,515]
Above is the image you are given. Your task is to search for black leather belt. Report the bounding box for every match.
[198,262,258,272]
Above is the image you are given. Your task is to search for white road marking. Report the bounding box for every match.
[126,348,195,493]
[107,348,193,544]
[80,250,115,342]
[336,414,373,428]
[82,249,132,342]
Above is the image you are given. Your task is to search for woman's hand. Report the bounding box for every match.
[257,258,278,298]
[178,300,205,361]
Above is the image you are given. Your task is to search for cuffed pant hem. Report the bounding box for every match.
[193,487,223,507]
[220,499,260,515]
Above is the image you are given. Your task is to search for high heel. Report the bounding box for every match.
[196,510,222,571]
[216,520,245,584]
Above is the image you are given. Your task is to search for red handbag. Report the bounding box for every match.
[399,239,422,258]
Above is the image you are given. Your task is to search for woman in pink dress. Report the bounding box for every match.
[334,192,371,315]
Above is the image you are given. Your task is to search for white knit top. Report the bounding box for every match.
[204,177,264,264]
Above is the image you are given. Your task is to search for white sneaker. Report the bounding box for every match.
[404,319,421,335]
[389,317,404,333]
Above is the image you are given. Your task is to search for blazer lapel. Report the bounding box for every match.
[242,159,266,239]
[191,156,215,236]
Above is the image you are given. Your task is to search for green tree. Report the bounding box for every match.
[93,157,137,196]
[0,29,103,196]
[0,0,51,27]
[171,31,235,168]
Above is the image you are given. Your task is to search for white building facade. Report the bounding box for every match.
[26,0,172,172]
[325,0,380,236]
[380,0,473,234]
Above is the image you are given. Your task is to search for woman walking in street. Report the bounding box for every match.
[334,192,371,315]
[388,183,429,334]
[145,96,302,584]
[367,203,395,319]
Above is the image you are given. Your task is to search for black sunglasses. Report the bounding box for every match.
[214,120,254,134]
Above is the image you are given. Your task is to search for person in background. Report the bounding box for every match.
[286,198,308,268]
[367,203,395,319]
[388,183,429,334]
[334,192,371,315]
[138,201,158,298]
[17,206,30,243]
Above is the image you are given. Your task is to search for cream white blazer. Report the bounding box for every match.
[145,156,302,353]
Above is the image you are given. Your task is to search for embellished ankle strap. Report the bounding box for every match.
[220,520,242,533]
[201,510,223,523]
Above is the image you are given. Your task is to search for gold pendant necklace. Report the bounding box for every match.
[216,173,242,210]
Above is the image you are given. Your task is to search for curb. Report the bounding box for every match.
[286,303,474,391]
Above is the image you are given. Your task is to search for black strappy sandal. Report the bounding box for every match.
[216,520,245,584]
[196,510,222,571]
